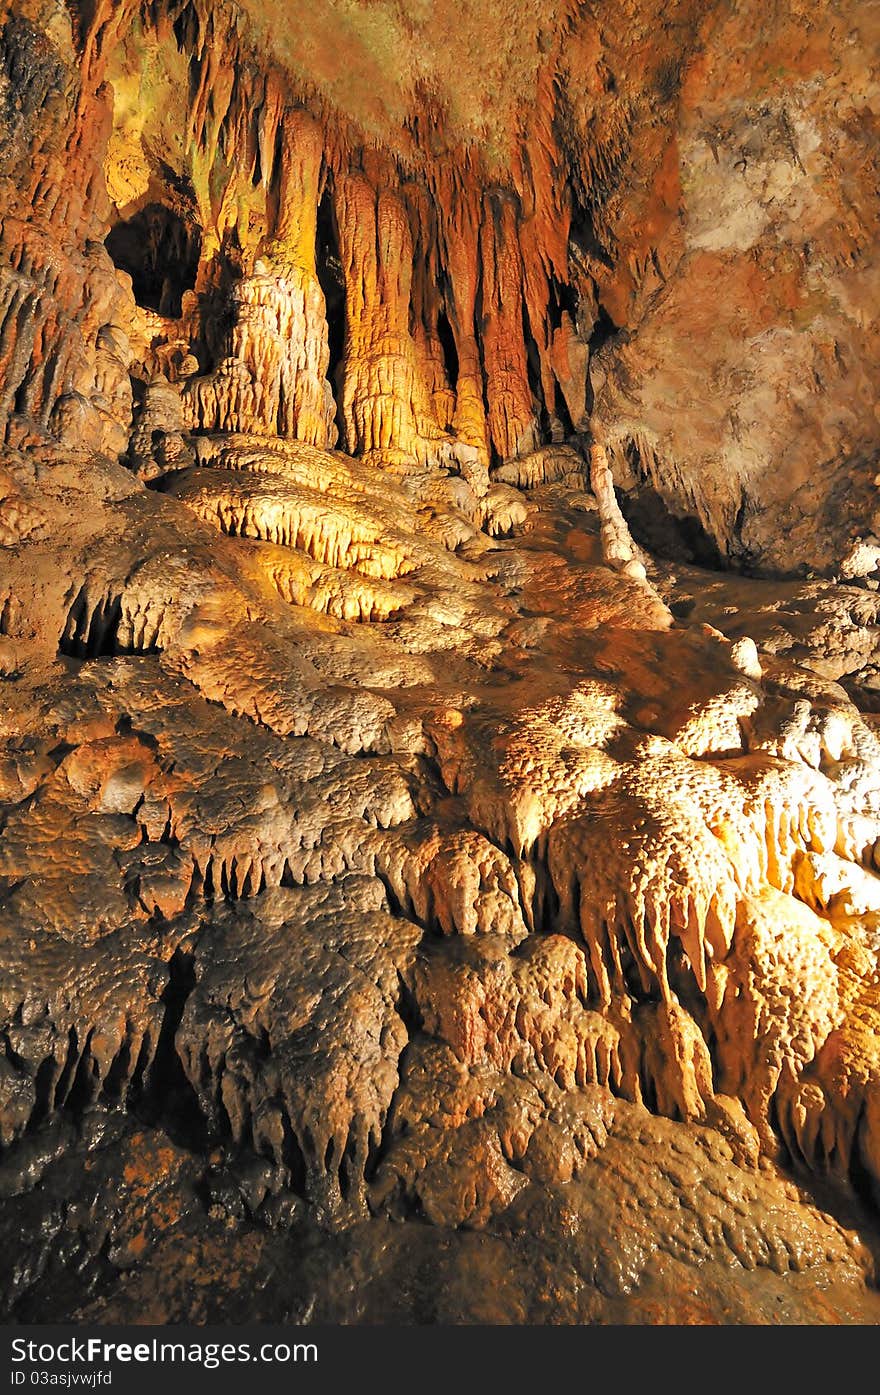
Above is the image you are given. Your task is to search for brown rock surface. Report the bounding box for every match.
[0,0,880,1327]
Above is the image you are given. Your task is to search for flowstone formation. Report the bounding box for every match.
[1,0,880,1325]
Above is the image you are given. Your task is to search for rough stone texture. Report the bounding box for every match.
[1,0,880,1328]
[590,0,880,576]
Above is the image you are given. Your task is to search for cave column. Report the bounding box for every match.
[183,108,337,446]
[439,186,491,468]
[254,109,337,445]
[334,168,445,471]
[479,191,540,462]
[403,181,456,438]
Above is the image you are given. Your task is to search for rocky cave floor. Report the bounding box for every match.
[2,0,880,1327]
[4,432,880,1324]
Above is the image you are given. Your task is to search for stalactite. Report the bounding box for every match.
[333,167,449,471]
[3,0,880,1326]
[479,190,541,462]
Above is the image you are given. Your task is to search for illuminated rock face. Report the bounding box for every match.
[2,0,880,1325]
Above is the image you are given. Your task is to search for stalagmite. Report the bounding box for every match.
[589,435,648,581]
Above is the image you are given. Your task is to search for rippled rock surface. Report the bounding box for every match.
[1,0,880,1325]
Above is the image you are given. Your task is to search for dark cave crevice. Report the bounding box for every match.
[521,299,546,430]
[613,437,725,569]
[315,181,345,429]
[138,947,209,1153]
[619,477,724,570]
[547,275,579,334]
[106,199,202,320]
[436,305,459,392]
[552,378,576,439]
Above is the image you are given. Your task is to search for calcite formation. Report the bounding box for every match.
[1,0,880,1326]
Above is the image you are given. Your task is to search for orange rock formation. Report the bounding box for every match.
[1,0,880,1326]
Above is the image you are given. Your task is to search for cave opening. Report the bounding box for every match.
[619,440,724,569]
[315,184,346,421]
[436,306,459,391]
[106,199,201,319]
[585,305,622,417]
[589,305,619,354]
[548,276,579,334]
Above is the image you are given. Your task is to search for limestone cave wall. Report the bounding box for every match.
[0,0,880,1325]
